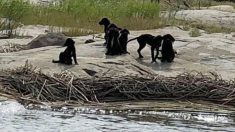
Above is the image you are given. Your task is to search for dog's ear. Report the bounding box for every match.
[99,18,110,25]
[64,38,75,46]
[163,34,175,42]
[121,29,130,34]
[126,29,130,34]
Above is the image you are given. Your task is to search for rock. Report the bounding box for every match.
[83,69,97,76]
[0,34,10,39]
[28,0,59,5]
[0,26,235,80]
[27,33,67,49]
[175,9,235,28]
[85,39,95,44]
[208,5,235,12]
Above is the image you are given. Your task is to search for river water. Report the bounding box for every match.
[1,100,235,132]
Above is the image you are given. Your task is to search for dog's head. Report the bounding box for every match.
[63,38,75,47]
[163,34,175,42]
[120,29,130,35]
[99,18,110,26]
[153,35,163,43]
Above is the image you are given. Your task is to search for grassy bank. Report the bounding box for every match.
[0,0,234,37]
[0,0,161,36]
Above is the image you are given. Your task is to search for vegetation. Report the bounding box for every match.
[0,0,28,37]
[1,63,235,107]
[1,0,161,37]
[0,0,234,37]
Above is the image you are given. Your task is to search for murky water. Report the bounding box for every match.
[1,101,235,132]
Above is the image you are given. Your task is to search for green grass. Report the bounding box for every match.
[0,0,161,36]
[0,0,234,37]
[0,0,28,37]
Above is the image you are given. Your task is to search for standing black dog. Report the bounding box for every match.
[106,25,123,55]
[119,29,130,54]
[52,38,78,65]
[99,18,121,46]
[128,34,163,62]
[160,34,176,63]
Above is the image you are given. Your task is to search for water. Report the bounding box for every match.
[1,101,235,132]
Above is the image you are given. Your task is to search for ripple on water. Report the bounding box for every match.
[0,101,25,115]
[0,101,235,132]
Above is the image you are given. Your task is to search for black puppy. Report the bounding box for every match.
[128,34,163,62]
[52,38,78,65]
[160,34,176,63]
[106,25,122,55]
[99,18,121,46]
[119,29,130,54]
[99,18,110,45]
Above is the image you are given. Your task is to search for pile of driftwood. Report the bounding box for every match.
[0,62,235,106]
[0,43,27,53]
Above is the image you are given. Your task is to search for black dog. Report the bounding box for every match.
[160,34,176,63]
[128,34,163,62]
[106,25,123,55]
[119,29,130,54]
[52,38,78,65]
[99,18,110,45]
[99,18,121,46]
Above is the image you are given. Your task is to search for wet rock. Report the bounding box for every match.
[85,39,95,44]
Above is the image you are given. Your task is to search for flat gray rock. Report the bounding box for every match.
[175,8,235,28]
[27,33,67,49]
[0,26,235,80]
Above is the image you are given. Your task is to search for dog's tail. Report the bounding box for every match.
[52,60,60,63]
[127,37,138,43]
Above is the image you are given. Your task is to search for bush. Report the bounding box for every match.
[0,0,28,37]
[13,0,160,36]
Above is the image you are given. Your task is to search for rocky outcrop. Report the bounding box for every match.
[161,5,235,28]
[208,5,235,12]
[27,33,67,49]
[175,9,235,28]
[0,26,234,80]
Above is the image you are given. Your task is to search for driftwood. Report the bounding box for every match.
[0,62,235,107]
[0,43,28,53]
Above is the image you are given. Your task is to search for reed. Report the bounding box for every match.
[1,62,235,107]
